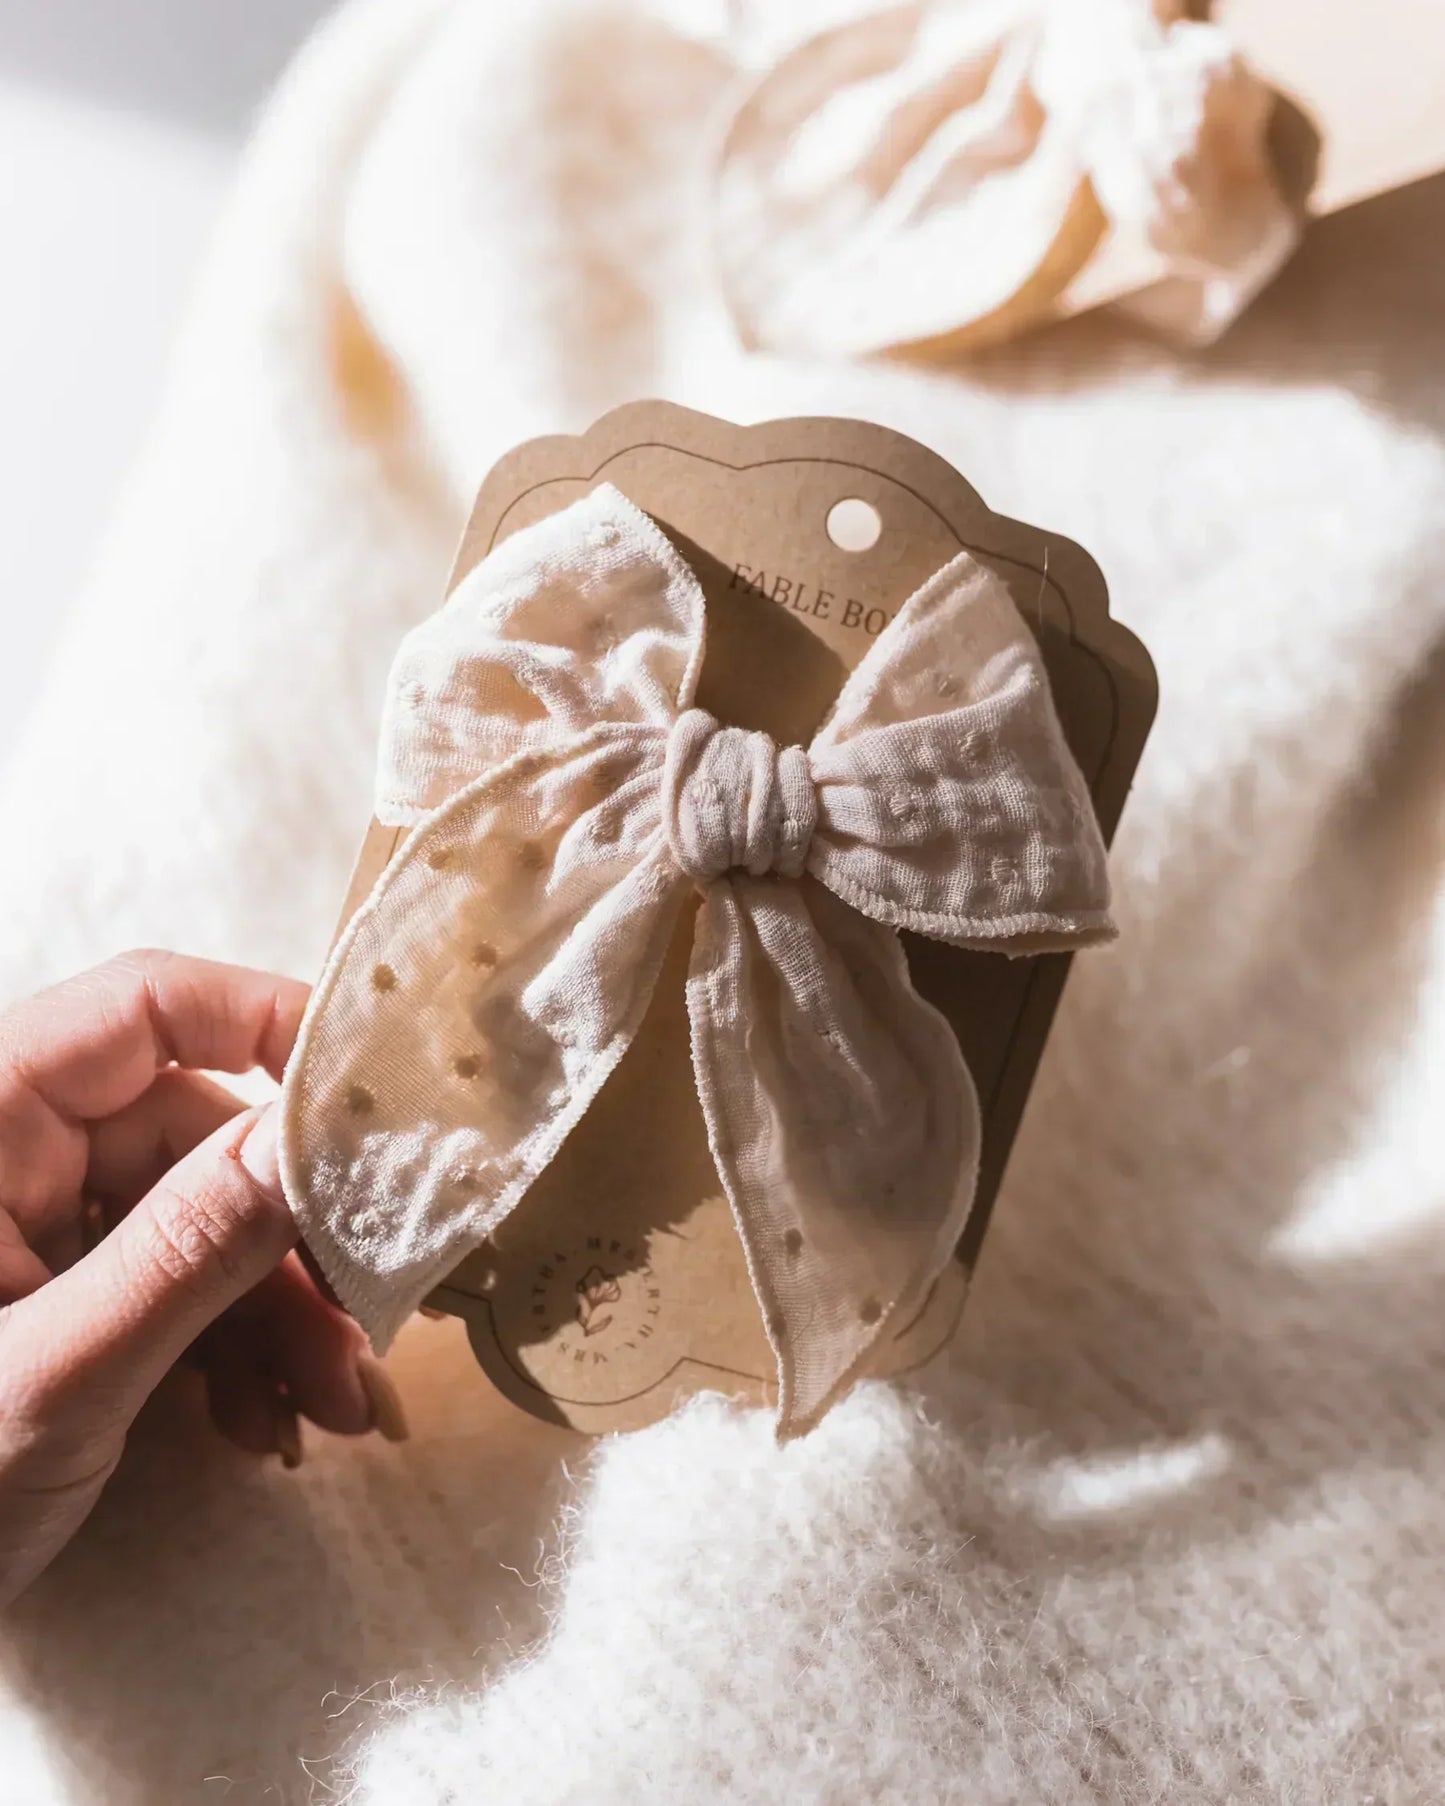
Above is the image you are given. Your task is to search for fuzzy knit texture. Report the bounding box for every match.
[1,2,1444,1802]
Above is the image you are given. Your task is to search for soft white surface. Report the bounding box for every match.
[0,79,230,761]
[0,1,1443,1801]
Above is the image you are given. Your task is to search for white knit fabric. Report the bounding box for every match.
[280,484,1111,1432]
[0,1,1443,1801]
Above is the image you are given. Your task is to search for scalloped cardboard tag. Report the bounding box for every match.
[325,402,1156,1432]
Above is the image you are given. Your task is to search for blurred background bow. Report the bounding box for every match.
[715,0,1307,356]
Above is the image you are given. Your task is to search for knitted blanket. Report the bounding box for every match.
[1,3,1443,1800]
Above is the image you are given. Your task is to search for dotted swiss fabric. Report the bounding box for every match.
[279,483,1114,1436]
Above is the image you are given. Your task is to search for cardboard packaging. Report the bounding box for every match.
[328,403,1157,1431]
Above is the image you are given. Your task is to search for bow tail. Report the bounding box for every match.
[685,874,981,1438]
[280,728,681,1348]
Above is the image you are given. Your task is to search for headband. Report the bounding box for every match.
[716,0,1297,354]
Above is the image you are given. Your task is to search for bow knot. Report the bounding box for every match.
[662,708,816,883]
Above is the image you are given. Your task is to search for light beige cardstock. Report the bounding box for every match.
[327,402,1157,1432]
[1062,0,1445,323]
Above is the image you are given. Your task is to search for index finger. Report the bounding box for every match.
[0,950,310,1124]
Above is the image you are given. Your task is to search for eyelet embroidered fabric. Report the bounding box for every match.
[279,484,1115,1436]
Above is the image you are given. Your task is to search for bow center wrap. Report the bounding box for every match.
[279,484,1118,1438]
[663,708,817,882]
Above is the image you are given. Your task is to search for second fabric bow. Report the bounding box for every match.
[280,485,1113,1435]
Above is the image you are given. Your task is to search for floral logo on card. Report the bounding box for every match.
[576,1265,623,1337]
[525,1238,662,1367]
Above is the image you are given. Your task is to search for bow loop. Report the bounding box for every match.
[809,547,1113,950]
[663,709,817,882]
[377,485,704,824]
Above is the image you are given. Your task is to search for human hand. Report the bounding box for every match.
[0,950,407,1606]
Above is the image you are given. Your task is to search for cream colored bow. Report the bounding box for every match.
[279,485,1114,1435]
[716,0,1299,356]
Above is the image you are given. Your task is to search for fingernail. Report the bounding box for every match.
[418,1305,446,1321]
[357,1354,410,1443]
[275,1403,303,1470]
[237,1107,284,1200]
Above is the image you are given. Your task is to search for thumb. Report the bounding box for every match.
[20,1106,296,1420]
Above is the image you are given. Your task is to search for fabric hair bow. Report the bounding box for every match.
[716,0,1299,357]
[280,485,1114,1435]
